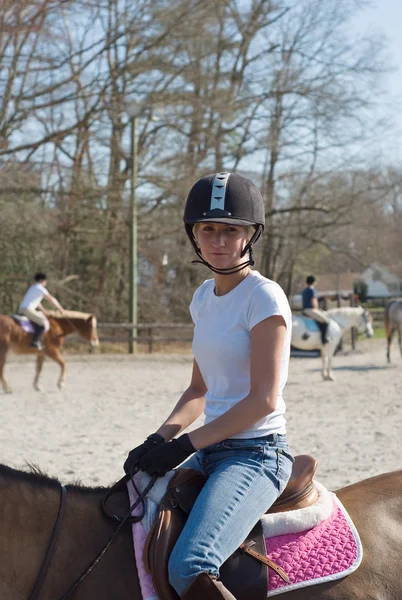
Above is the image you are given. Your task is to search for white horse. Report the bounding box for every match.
[292,306,374,381]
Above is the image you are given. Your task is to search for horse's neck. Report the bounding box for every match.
[51,318,75,335]
[0,476,140,599]
[327,308,362,330]
[57,488,141,598]
[0,479,60,596]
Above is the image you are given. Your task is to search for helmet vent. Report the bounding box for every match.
[210,172,231,211]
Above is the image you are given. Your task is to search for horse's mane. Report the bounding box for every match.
[0,463,107,493]
[47,310,92,320]
[327,306,363,316]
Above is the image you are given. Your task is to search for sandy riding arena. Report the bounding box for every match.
[1,339,400,490]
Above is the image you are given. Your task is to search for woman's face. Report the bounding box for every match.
[195,222,249,270]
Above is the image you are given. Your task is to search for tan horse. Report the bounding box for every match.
[0,310,99,393]
[0,463,401,600]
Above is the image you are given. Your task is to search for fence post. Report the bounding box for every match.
[148,326,153,353]
[350,293,357,350]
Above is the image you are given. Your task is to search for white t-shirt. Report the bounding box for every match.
[19,283,49,310]
[190,270,292,439]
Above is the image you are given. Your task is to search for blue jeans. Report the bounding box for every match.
[168,433,294,596]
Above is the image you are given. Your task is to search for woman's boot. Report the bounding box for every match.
[181,573,237,599]
[31,325,45,349]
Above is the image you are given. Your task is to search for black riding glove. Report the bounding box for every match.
[124,433,165,475]
[138,434,196,477]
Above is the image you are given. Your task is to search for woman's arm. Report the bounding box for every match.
[47,294,64,312]
[156,359,207,441]
[188,315,286,449]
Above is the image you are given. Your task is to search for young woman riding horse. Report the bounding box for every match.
[124,172,295,599]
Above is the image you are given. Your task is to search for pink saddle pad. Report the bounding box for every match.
[265,495,362,596]
[127,482,362,600]
[128,481,157,600]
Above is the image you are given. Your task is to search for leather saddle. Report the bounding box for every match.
[144,454,318,600]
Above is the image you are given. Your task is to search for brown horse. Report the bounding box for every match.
[385,298,402,363]
[0,310,99,393]
[0,463,401,600]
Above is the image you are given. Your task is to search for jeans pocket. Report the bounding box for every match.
[276,447,294,494]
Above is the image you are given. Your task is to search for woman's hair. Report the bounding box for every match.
[34,272,47,282]
[193,223,257,243]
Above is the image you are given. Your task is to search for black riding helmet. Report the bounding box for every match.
[183,172,265,274]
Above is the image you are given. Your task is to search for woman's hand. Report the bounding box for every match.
[123,433,165,475]
[138,434,196,477]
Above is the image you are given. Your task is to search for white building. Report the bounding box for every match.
[362,264,402,299]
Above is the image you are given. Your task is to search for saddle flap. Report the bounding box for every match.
[220,521,268,599]
[144,468,269,600]
[144,469,207,600]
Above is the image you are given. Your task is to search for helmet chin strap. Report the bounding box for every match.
[185,223,262,275]
[191,245,255,275]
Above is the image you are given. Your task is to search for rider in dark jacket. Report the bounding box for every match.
[302,275,330,344]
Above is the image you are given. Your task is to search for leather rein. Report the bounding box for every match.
[28,470,155,600]
[29,485,67,600]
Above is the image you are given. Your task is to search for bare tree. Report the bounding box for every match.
[249,0,388,284]
[0,0,394,324]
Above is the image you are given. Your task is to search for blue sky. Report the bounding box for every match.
[355,2,402,101]
[356,0,402,96]
[350,1,402,162]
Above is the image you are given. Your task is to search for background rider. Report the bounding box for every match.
[302,275,330,344]
[19,272,65,349]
